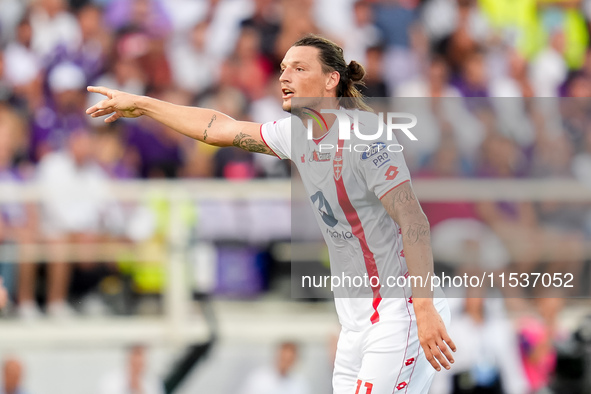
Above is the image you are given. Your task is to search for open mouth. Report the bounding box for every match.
[282,88,294,99]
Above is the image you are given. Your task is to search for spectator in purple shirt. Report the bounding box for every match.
[30,62,87,162]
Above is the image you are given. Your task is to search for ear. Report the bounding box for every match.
[325,71,340,93]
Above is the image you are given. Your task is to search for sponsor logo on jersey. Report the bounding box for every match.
[310,191,338,227]
[405,357,415,366]
[385,165,400,181]
[360,142,391,168]
[396,381,408,390]
[310,150,331,162]
[361,142,387,160]
[326,228,353,239]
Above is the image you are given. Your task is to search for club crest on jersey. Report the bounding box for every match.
[310,150,331,162]
[333,156,343,180]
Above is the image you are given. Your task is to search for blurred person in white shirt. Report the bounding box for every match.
[29,0,82,63]
[167,20,219,95]
[395,56,460,98]
[342,1,382,66]
[0,0,26,47]
[99,345,164,394]
[430,296,529,394]
[32,129,116,318]
[0,106,38,318]
[530,29,568,97]
[241,341,310,394]
[2,15,42,97]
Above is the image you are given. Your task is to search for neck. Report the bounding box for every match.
[298,99,340,139]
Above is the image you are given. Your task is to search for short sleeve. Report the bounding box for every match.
[357,140,412,200]
[260,117,291,160]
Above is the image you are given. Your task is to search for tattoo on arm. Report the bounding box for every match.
[208,114,216,128]
[203,115,216,141]
[232,132,270,154]
[392,186,416,205]
[403,223,431,245]
[384,183,425,228]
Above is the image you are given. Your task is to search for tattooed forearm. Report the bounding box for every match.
[392,186,416,205]
[232,132,270,153]
[403,223,431,245]
[201,115,216,141]
[207,114,216,128]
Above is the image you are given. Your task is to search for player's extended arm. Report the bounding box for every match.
[381,182,456,372]
[85,86,274,155]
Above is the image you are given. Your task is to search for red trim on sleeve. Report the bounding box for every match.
[378,179,411,200]
[259,124,282,159]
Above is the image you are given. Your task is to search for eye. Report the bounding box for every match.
[296,67,304,72]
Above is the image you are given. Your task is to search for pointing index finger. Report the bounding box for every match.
[87,86,111,97]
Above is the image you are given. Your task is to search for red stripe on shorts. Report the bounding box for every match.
[394,244,413,393]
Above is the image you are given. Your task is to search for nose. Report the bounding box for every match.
[279,68,291,83]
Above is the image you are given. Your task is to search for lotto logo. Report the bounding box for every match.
[400,250,405,258]
[408,296,413,304]
[385,166,399,180]
[405,357,415,366]
[396,382,408,390]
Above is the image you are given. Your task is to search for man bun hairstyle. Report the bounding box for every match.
[347,60,366,83]
[293,34,371,111]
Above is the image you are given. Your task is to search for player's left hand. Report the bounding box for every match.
[86,86,144,123]
[414,302,456,371]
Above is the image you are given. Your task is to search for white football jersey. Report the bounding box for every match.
[261,109,419,331]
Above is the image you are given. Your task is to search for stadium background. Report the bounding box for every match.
[1,0,591,393]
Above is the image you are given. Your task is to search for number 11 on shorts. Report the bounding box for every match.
[355,379,373,394]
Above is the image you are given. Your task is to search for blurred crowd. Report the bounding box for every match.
[1,0,591,181]
[0,345,166,394]
[1,0,591,393]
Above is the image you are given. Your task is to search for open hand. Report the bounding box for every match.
[86,86,143,123]
[415,303,456,371]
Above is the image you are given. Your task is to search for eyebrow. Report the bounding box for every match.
[280,61,309,68]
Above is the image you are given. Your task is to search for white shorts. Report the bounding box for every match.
[333,299,451,394]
